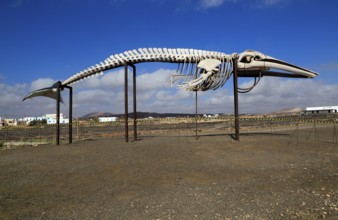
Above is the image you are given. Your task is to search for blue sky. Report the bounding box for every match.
[1,0,338,118]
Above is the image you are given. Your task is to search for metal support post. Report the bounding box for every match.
[124,63,137,142]
[132,64,137,141]
[64,85,73,144]
[194,65,199,140]
[195,91,198,140]
[56,83,61,145]
[233,57,240,141]
[69,86,72,144]
[124,63,129,142]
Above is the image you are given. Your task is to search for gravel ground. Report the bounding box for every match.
[0,126,337,219]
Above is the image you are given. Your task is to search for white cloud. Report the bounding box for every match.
[30,78,55,91]
[257,0,289,7]
[70,68,192,115]
[2,68,338,118]
[198,0,287,9]
[237,77,338,113]
[260,0,284,6]
[0,83,26,106]
[76,89,113,104]
[137,69,173,91]
[74,68,172,91]
[155,89,192,102]
[199,0,225,9]
[0,81,56,118]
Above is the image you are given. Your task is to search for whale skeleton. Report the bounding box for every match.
[23,48,318,101]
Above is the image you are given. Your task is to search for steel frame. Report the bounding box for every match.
[53,64,311,145]
[56,84,73,145]
[124,63,137,142]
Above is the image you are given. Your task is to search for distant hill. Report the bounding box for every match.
[80,112,210,119]
[269,107,303,115]
[81,112,115,119]
[81,109,305,119]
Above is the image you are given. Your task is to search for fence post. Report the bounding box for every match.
[124,63,129,143]
[232,57,240,141]
[333,122,337,145]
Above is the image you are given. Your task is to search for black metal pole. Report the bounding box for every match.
[194,64,199,140]
[56,83,61,145]
[63,85,73,144]
[132,64,137,141]
[233,57,240,141]
[124,63,129,142]
[68,86,73,144]
[195,91,198,140]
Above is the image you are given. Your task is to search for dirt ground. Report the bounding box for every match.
[0,126,337,219]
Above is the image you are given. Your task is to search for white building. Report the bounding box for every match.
[99,117,117,123]
[4,118,18,126]
[22,117,38,124]
[19,116,46,125]
[203,114,219,118]
[19,114,69,125]
[305,106,338,114]
[45,114,69,124]
[0,117,17,126]
[46,118,69,125]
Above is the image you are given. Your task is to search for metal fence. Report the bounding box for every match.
[1,115,337,148]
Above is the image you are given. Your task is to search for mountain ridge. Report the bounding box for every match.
[80,112,207,119]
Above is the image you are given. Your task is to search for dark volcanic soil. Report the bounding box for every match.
[0,127,337,219]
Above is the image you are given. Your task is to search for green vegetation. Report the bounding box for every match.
[29,119,47,126]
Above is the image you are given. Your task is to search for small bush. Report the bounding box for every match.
[29,119,47,126]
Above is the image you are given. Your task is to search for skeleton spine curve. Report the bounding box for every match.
[62,48,233,91]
